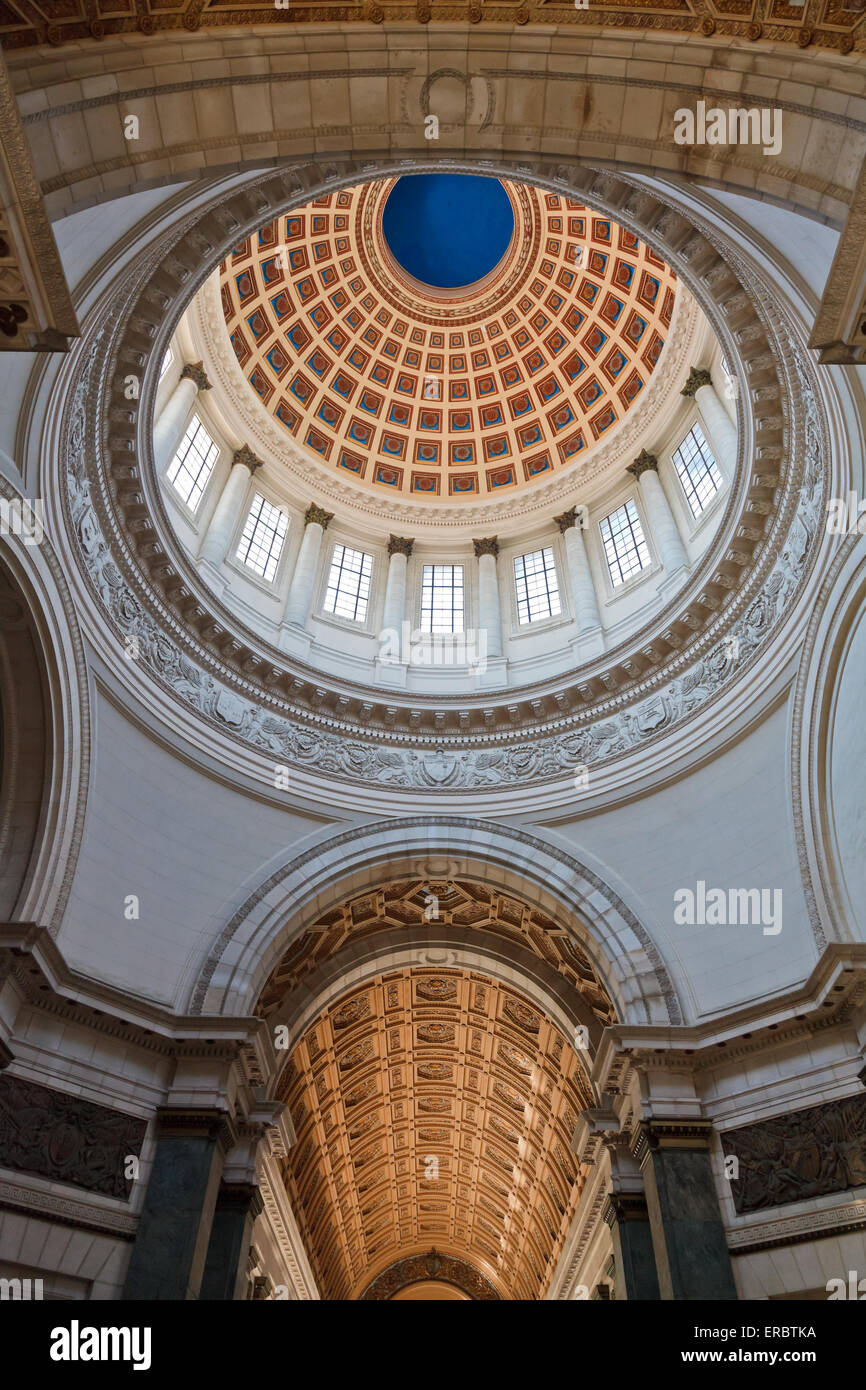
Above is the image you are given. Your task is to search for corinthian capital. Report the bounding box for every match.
[473,536,499,558]
[180,360,212,391]
[553,507,581,532]
[388,535,414,557]
[627,450,658,480]
[680,366,713,398]
[232,444,264,474]
[305,503,334,529]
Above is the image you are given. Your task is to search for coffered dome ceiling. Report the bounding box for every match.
[219,176,678,503]
[273,963,594,1300]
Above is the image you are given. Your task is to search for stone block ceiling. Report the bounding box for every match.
[1,1,862,54]
[275,965,593,1300]
[219,178,677,501]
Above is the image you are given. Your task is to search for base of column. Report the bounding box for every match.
[657,565,690,602]
[570,626,606,662]
[474,656,508,690]
[197,557,230,594]
[374,657,409,687]
[277,623,312,657]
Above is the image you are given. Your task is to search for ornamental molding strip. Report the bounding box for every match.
[56,157,828,805]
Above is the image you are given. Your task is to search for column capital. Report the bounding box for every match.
[627,449,659,480]
[180,360,212,392]
[473,536,499,557]
[154,1106,238,1156]
[680,366,713,398]
[602,1192,650,1228]
[304,503,334,529]
[631,1117,713,1163]
[388,534,414,556]
[553,507,585,532]
[232,444,264,474]
[214,1182,264,1218]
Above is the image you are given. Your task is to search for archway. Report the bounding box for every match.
[191,817,680,1025]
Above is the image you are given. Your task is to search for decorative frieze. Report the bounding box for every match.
[0,1074,146,1200]
[721,1092,866,1215]
[361,1250,501,1300]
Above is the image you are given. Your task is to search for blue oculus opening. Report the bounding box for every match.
[382,174,514,290]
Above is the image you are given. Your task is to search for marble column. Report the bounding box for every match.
[681,366,738,482]
[199,445,263,567]
[381,535,413,641]
[283,502,333,628]
[122,1108,235,1301]
[153,360,212,471]
[473,537,503,659]
[199,1182,264,1301]
[632,1119,738,1301]
[554,507,602,632]
[603,1193,661,1301]
[627,450,688,576]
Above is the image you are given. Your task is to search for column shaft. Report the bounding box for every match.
[153,377,198,471]
[604,1195,661,1301]
[199,460,252,566]
[284,521,325,627]
[634,1120,737,1301]
[474,541,503,659]
[122,1110,233,1301]
[694,381,738,482]
[636,467,688,574]
[381,542,411,638]
[563,523,602,631]
[200,1183,263,1301]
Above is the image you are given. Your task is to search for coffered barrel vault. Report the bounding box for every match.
[273,966,593,1300]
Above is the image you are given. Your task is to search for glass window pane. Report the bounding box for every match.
[166,416,219,512]
[513,548,561,625]
[236,493,289,583]
[599,499,651,588]
[672,423,723,519]
[324,544,373,623]
[421,565,464,634]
